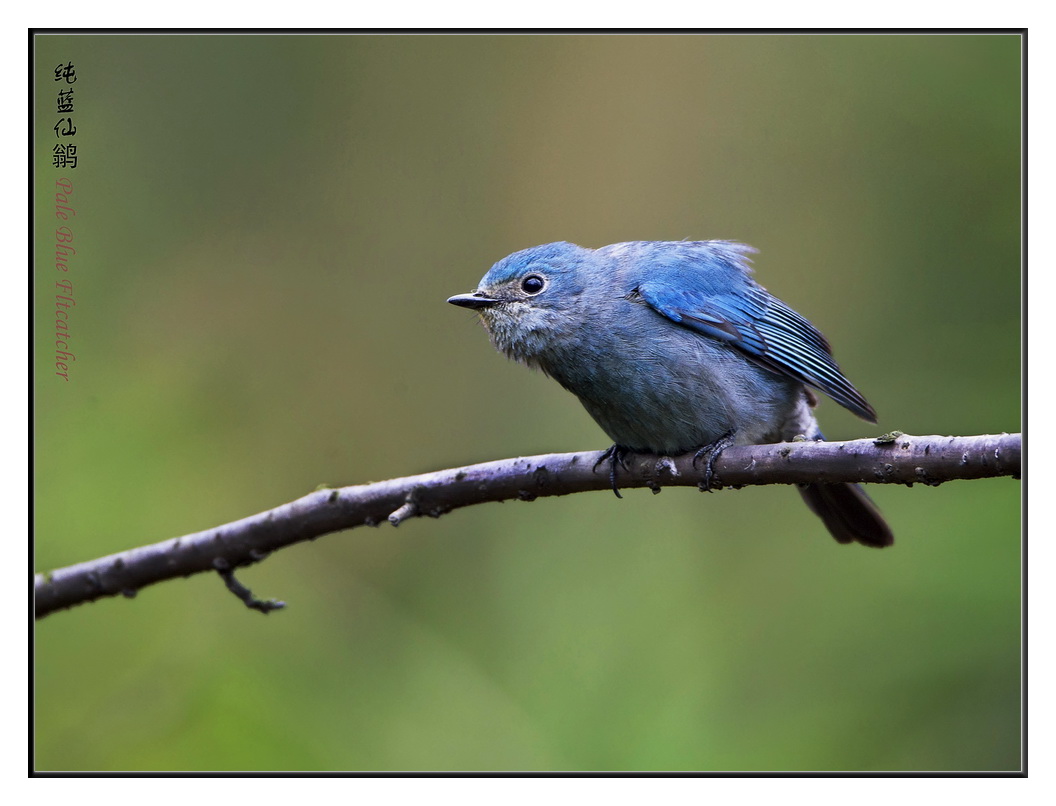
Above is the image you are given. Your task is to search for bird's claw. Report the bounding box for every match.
[594,445,631,498]
[693,429,737,491]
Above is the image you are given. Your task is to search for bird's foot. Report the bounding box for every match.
[594,445,632,499]
[692,429,737,491]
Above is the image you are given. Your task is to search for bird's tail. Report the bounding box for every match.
[797,482,894,548]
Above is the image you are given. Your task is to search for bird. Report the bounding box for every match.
[448,240,892,548]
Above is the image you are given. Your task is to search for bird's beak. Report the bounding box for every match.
[447,292,500,310]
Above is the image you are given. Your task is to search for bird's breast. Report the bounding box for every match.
[538,319,807,452]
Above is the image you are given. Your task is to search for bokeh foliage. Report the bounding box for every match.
[34,34,1020,771]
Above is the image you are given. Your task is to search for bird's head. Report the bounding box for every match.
[448,242,592,365]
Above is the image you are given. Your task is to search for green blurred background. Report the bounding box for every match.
[33,34,1021,772]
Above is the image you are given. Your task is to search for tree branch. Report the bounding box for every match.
[34,432,1020,619]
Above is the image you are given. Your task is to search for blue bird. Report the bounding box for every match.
[448,241,892,547]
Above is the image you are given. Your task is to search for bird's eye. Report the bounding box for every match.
[521,274,546,295]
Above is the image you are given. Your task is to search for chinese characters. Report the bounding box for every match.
[53,61,77,168]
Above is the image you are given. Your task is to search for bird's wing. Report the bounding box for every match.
[636,278,877,422]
